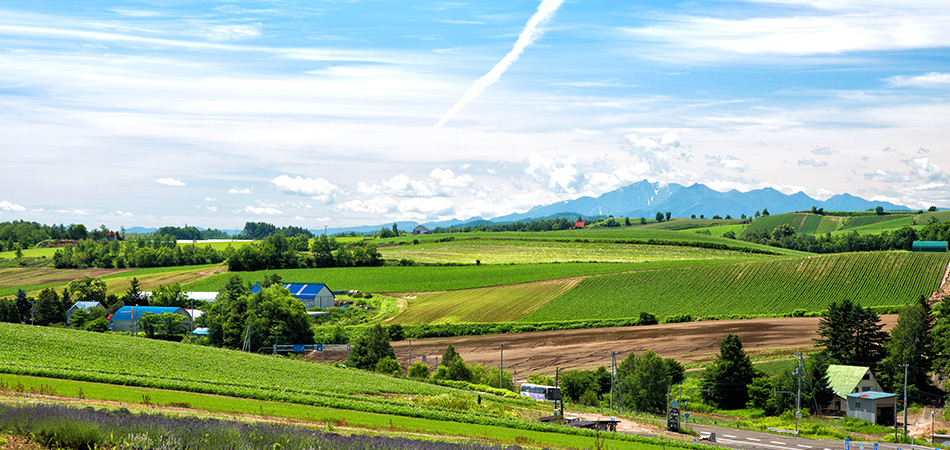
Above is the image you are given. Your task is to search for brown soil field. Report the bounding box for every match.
[389,316,898,378]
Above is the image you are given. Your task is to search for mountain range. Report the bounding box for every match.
[127,180,913,235]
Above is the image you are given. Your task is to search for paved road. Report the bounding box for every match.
[688,423,939,450]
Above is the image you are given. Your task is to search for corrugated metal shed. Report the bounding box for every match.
[912,241,948,252]
[251,282,336,308]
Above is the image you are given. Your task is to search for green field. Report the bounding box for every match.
[390,278,581,324]
[379,229,805,256]
[183,260,756,294]
[0,264,223,297]
[175,240,254,251]
[0,324,698,450]
[522,251,950,321]
[380,239,776,265]
[0,247,58,260]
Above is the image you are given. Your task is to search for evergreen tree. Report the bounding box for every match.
[0,298,19,323]
[15,289,31,323]
[881,301,934,392]
[815,298,887,366]
[347,324,395,370]
[34,287,63,326]
[441,344,460,367]
[124,277,148,306]
[703,334,759,409]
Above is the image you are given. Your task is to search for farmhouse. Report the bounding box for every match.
[65,301,105,324]
[825,365,883,415]
[111,306,193,332]
[847,391,896,425]
[412,225,431,235]
[251,282,335,309]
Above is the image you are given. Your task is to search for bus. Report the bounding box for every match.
[519,383,561,402]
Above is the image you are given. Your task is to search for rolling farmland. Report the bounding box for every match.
[522,251,950,321]
[389,278,581,324]
[0,264,223,297]
[184,260,751,294]
[379,238,777,265]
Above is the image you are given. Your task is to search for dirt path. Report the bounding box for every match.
[391,316,898,377]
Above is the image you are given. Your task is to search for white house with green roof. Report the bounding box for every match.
[826,365,883,414]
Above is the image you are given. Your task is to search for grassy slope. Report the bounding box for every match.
[523,251,950,321]
[389,278,581,324]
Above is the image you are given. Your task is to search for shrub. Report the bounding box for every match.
[375,357,402,376]
[407,362,430,379]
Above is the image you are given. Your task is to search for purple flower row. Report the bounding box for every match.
[0,404,527,450]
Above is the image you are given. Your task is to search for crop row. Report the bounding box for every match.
[522,252,950,321]
[379,239,776,265]
[183,260,752,294]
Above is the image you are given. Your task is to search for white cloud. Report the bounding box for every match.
[206,206,219,212]
[430,168,474,189]
[886,72,950,88]
[864,169,908,182]
[524,152,584,193]
[57,209,88,215]
[358,169,474,197]
[155,177,186,187]
[811,146,834,155]
[0,200,26,212]
[902,157,948,182]
[271,175,340,202]
[199,24,262,42]
[228,187,253,195]
[244,205,283,215]
[114,210,133,217]
[621,132,688,176]
[204,197,216,202]
[706,154,749,172]
[797,159,828,168]
[335,197,399,215]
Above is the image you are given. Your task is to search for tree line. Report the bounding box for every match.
[226,234,382,271]
[52,235,227,268]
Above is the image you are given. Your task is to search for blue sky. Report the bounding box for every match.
[2,0,950,229]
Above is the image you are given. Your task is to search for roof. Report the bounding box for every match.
[185,292,219,302]
[112,306,188,321]
[413,225,430,231]
[70,301,104,310]
[189,327,210,336]
[251,283,334,300]
[184,308,203,320]
[827,365,871,397]
[847,391,896,400]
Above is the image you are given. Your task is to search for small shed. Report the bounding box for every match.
[912,241,948,252]
[846,391,896,425]
[65,301,106,324]
[825,365,883,414]
[412,225,431,235]
[251,282,335,309]
[111,306,192,332]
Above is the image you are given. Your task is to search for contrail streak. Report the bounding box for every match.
[434,0,564,128]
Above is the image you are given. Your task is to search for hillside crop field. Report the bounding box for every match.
[184,260,744,293]
[0,264,223,297]
[379,238,777,265]
[380,228,805,256]
[390,278,581,324]
[522,251,950,321]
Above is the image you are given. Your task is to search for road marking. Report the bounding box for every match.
[771,441,787,445]
[723,434,737,438]
[797,445,813,448]
[716,437,802,450]
[747,437,762,441]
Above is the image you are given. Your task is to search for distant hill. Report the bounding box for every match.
[500,180,910,222]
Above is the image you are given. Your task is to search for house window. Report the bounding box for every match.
[855,402,862,408]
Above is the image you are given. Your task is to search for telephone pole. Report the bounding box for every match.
[795,352,803,433]
[902,363,909,438]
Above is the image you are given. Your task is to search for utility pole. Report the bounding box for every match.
[608,351,617,410]
[497,344,504,389]
[795,352,803,434]
[902,363,909,438]
[322,331,325,363]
